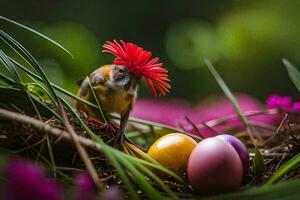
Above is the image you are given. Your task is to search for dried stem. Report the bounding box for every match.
[56,100,105,190]
[276,114,289,134]
[249,152,288,157]
[184,115,202,137]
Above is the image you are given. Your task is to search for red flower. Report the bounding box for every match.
[102,40,171,96]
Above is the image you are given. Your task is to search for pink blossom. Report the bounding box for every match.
[266,95,292,110]
[131,98,192,127]
[293,102,300,111]
[266,94,300,112]
[4,158,62,200]
[74,173,95,200]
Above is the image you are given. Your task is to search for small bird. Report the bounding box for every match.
[76,64,140,136]
[76,40,171,142]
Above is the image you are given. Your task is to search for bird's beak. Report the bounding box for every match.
[124,73,140,91]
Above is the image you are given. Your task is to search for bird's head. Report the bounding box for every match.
[109,64,141,91]
[102,40,171,96]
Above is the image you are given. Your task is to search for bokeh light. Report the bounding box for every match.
[166,19,219,69]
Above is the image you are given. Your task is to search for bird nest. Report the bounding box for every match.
[0,107,300,199]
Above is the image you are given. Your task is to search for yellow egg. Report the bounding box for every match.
[147,133,197,173]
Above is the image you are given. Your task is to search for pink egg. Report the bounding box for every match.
[187,137,243,195]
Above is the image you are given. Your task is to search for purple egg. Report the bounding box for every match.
[187,138,243,195]
[216,134,250,176]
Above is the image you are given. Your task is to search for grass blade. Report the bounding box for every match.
[265,153,300,185]
[9,56,98,109]
[104,151,139,200]
[87,77,108,124]
[28,78,57,108]
[0,48,21,82]
[46,134,56,178]
[0,72,15,85]
[116,154,164,200]
[29,94,61,119]
[136,163,178,199]
[113,115,188,134]
[252,146,265,176]
[0,30,58,104]
[0,87,57,118]
[204,59,256,143]
[121,149,183,182]
[26,92,42,120]
[283,58,300,93]
[204,59,248,128]
[206,178,300,200]
[0,16,73,58]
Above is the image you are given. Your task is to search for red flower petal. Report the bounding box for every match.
[102,40,171,96]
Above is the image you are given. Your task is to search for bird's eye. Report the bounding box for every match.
[118,68,124,73]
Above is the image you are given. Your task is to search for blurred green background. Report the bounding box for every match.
[1,0,300,103]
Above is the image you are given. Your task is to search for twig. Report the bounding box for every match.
[200,121,218,135]
[248,121,276,131]
[56,100,105,190]
[16,136,46,153]
[249,152,288,157]
[263,114,289,146]
[184,115,202,137]
[276,114,289,134]
[276,156,286,171]
[101,174,115,182]
[55,166,86,172]
[178,122,190,133]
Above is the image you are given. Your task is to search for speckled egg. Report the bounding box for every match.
[148,133,197,172]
